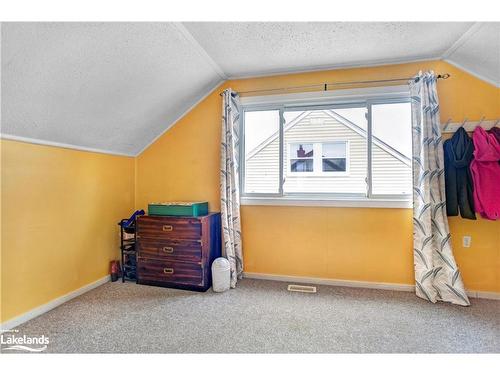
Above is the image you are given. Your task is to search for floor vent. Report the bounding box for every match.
[287,284,317,293]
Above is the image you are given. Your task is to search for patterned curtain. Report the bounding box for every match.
[220,89,243,288]
[410,71,470,306]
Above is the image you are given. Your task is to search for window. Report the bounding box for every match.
[289,143,314,172]
[243,110,280,194]
[371,102,412,195]
[322,142,347,172]
[288,142,347,174]
[240,86,413,207]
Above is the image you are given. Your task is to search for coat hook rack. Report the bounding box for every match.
[477,116,485,127]
[442,118,452,131]
[441,117,500,133]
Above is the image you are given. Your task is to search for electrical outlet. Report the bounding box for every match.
[462,236,472,248]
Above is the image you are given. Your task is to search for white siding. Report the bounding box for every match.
[245,137,280,193]
[244,111,411,195]
[372,146,412,195]
[282,112,366,193]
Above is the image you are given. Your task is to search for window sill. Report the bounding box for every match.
[286,173,350,177]
[240,196,412,208]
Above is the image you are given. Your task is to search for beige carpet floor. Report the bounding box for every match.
[4,279,499,353]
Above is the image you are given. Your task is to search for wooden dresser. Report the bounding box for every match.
[136,213,221,292]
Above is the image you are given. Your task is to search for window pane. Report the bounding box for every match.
[244,110,280,193]
[290,143,313,158]
[322,142,346,158]
[323,158,346,172]
[283,108,367,194]
[371,102,412,195]
[291,159,314,172]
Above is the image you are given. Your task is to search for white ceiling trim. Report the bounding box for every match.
[225,55,441,80]
[0,133,135,157]
[171,22,227,80]
[135,78,225,156]
[443,58,499,88]
[441,22,483,59]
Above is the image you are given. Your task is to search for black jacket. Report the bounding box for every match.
[443,127,476,219]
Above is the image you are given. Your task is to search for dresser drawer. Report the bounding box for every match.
[136,213,221,292]
[137,258,203,285]
[137,239,202,262]
[137,216,202,240]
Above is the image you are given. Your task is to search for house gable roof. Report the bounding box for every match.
[324,110,412,166]
[246,110,310,159]
[246,110,412,167]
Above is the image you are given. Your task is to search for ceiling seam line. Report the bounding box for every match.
[134,79,226,156]
[225,56,441,80]
[443,58,499,88]
[440,22,483,59]
[171,22,227,80]
[0,133,135,157]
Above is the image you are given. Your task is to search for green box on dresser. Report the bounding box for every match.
[136,213,221,292]
[148,201,209,217]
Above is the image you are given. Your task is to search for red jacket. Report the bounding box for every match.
[470,127,500,220]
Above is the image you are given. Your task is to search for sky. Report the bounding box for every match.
[244,110,280,152]
[244,103,412,158]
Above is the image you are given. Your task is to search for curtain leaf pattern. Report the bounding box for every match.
[410,71,470,306]
[220,89,243,288]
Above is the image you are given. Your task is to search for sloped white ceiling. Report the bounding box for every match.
[183,22,475,77]
[444,23,500,87]
[1,22,498,156]
[1,23,224,155]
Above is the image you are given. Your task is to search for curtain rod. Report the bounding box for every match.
[220,73,450,96]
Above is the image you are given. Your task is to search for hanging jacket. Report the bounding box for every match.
[443,127,476,219]
[488,127,500,151]
[470,127,500,220]
[489,127,500,166]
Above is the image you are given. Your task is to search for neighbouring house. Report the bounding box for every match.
[245,110,412,195]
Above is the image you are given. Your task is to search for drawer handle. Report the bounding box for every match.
[162,225,173,232]
[162,246,174,254]
[163,268,174,274]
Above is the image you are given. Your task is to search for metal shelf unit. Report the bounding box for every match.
[119,218,137,283]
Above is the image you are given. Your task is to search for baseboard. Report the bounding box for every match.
[242,272,500,300]
[1,272,496,331]
[243,272,414,292]
[470,290,500,300]
[0,275,111,331]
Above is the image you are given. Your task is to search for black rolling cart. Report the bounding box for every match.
[119,218,138,282]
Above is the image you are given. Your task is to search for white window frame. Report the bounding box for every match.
[287,141,349,177]
[239,85,413,208]
[288,142,315,174]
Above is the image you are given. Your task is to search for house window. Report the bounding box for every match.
[240,86,413,207]
[322,142,347,172]
[288,142,348,174]
[289,143,314,172]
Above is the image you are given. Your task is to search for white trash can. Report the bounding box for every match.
[212,257,230,292]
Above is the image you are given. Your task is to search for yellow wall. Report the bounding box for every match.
[136,60,500,293]
[1,140,135,322]
[2,60,499,323]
